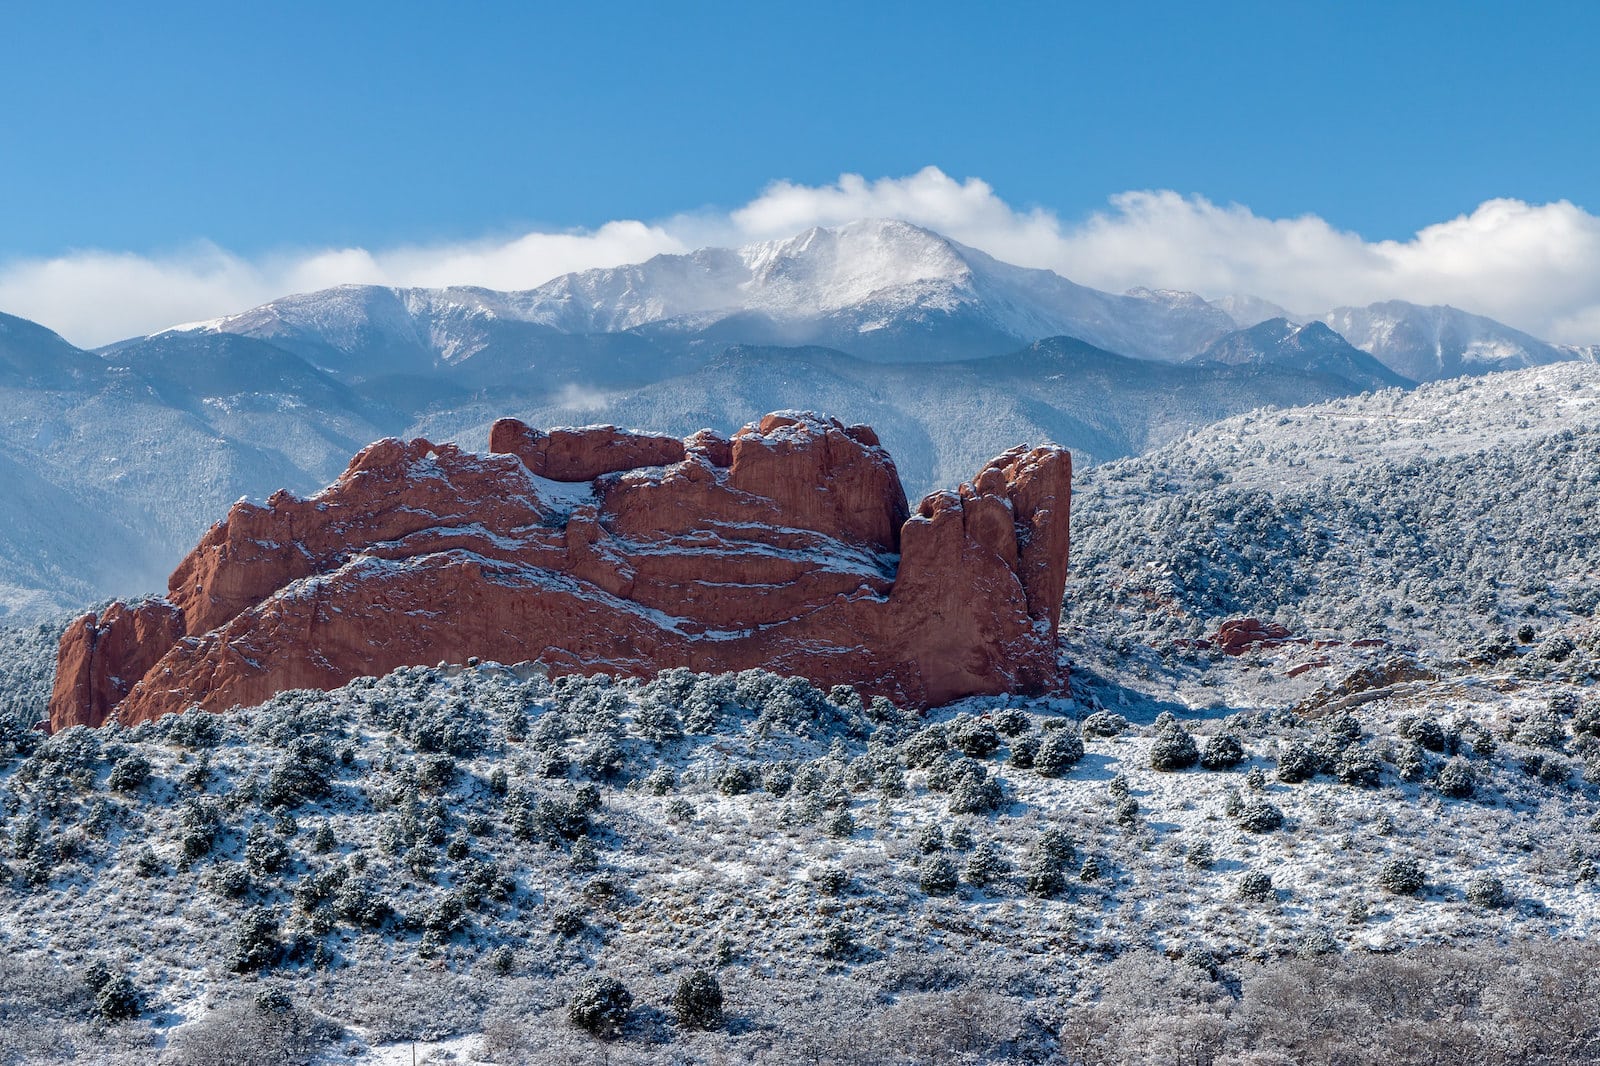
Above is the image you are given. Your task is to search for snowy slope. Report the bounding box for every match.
[0,311,107,390]
[0,331,407,618]
[1067,362,1600,646]
[2,643,1599,1063]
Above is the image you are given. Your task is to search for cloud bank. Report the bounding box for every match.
[4,166,1598,348]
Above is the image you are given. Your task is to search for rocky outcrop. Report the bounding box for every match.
[48,412,1071,730]
[49,600,184,731]
[1210,618,1297,656]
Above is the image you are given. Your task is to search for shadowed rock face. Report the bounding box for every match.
[48,411,1070,730]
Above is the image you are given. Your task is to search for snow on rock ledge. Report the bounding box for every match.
[48,413,1070,729]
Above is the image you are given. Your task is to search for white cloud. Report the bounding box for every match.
[3,167,1598,348]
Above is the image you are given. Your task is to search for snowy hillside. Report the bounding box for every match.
[5,361,1600,1062]
[1067,362,1600,648]
[1,636,1599,1062]
[0,332,406,620]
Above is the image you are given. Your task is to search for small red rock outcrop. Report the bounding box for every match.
[1210,617,1296,656]
[48,412,1071,730]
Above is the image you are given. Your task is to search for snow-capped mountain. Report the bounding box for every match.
[159,220,1241,377]
[1191,318,1413,392]
[1320,300,1598,383]
[153,222,1599,392]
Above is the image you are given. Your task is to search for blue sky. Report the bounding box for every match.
[5,1,1595,254]
[3,1,1599,345]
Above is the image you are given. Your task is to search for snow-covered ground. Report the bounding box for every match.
[2,626,1598,1063]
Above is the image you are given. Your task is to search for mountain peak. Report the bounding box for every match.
[1194,316,1412,391]
[1320,299,1577,381]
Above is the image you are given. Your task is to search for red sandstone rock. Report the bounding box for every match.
[1211,617,1296,656]
[48,412,1072,731]
[488,420,685,480]
[50,600,184,731]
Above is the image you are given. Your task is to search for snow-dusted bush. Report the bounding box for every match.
[1321,713,1363,748]
[1517,713,1567,751]
[579,735,625,779]
[1377,858,1425,895]
[1024,853,1065,897]
[230,907,282,971]
[1276,740,1322,783]
[992,708,1031,736]
[1235,799,1284,833]
[919,855,960,895]
[1433,758,1477,798]
[1236,871,1274,902]
[1398,715,1449,753]
[948,773,1004,815]
[949,715,1001,758]
[1008,732,1040,768]
[243,824,290,875]
[717,763,758,795]
[84,962,139,1021]
[672,969,724,1030]
[1039,827,1077,867]
[1466,873,1508,908]
[1033,728,1085,776]
[567,975,631,1038]
[817,919,855,959]
[632,696,682,743]
[1334,746,1383,787]
[1149,720,1200,772]
[1200,731,1246,770]
[902,724,950,769]
[963,842,1008,886]
[107,753,151,793]
[1082,711,1129,738]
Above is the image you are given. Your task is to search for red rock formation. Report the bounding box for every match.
[49,600,184,731]
[1211,617,1296,656]
[489,420,685,480]
[48,412,1071,731]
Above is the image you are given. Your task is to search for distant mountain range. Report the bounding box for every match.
[0,217,1595,620]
